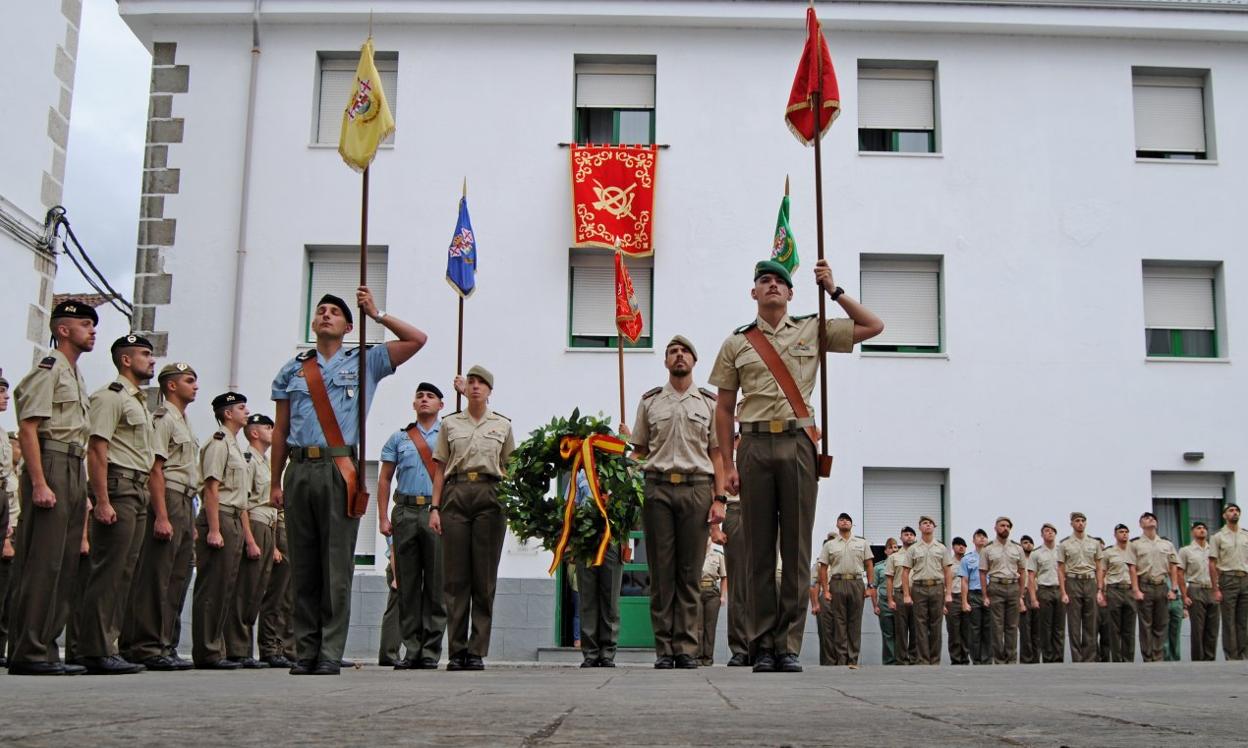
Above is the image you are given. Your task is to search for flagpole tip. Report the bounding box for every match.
[785,175,790,196]
[462,177,467,198]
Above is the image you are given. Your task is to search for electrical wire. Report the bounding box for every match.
[45,206,134,321]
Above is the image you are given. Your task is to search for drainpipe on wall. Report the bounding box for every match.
[227,0,262,390]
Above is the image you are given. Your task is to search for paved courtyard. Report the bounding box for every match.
[0,661,1244,747]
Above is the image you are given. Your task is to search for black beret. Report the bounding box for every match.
[952,536,967,547]
[211,392,247,410]
[247,413,274,427]
[416,382,444,399]
[110,334,154,354]
[1114,523,1129,532]
[1020,535,1034,544]
[51,300,99,325]
[901,526,916,535]
[836,512,852,522]
[316,294,353,325]
[1191,521,1208,530]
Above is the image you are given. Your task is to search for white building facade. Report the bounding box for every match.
[119,0,1248,661]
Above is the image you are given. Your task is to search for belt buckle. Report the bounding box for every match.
[467,471,479,482]
[768,419,784,434]
[669,472,684,484]
[306,446,322,459]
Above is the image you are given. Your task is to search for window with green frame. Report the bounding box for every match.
[858,129,935,154]
[1142,263,1219,359]
[858,63,938,154]
[573,58,655,146]
[859,256,942,353]
[567,249,653,348]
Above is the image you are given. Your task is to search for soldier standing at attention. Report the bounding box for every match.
[0,376,16,668]
[958,529,991,665]
[1209,503,1248,660]
[710,258,883,673]
[1100,523,1141,662]
[697,531,727,666]
[979,516,1025,665]
[1057,512,1103,663]
[429,366,513,671]
[811,532,836,666]
[1028,523,1064,663]
[192,393,251,669]
[720,432,749,668]
[887,526,917,665]
[1018,535,1040,664]
[630,335,724,669]
[121,363,199,671]
[899,515,953,666]
[946,537,970,665]
[377,382,447,670]
[8,301,95,676]
[817,512,874,667]
[1131,511,1180,663]
[225,413,278,668]
[270,290,426,675]
[873,538,898,665]
[257,502,296,668]
[75,335,157,675]
[1178,521,1218,661]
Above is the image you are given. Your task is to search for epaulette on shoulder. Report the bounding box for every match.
[493,411,510,421]
[296,350,316,362]
[1130,536,1140,542]
[108,382,125,392]
[213,431,226,440]
[153,405,168,418]
[38,356,56,370]
[642,386,662,400]
[733,321,757,335]
[791,312,817,321]
[698,387,717,401]
[1059,535,1071,543]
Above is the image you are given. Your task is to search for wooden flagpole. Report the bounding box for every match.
[358,165,370,493]
[811,72,830,467]
[615,245,627,430]
[456,177,466,412]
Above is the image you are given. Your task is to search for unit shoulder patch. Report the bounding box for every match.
[38,356,56,370]
[732,321,757,335]
[296,350,316,362]
[641,387,662,400]
[698,387,717,401]
[108,382,125,392]
[213,431,226,440]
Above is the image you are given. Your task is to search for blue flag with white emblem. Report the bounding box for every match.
[446,196,477,297]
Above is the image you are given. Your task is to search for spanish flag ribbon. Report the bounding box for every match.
[548,433,629,575]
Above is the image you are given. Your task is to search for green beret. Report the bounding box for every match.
[466,364,494,389]
[665,335,698,361]
[754,260,793,288]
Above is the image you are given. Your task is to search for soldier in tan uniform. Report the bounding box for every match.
[1028,523,1064,663]
[74,334,158,675]
[1057,512,1103,663]
[899,516,952,666]
[1131,512,1180,663]
[225,413,278,668]
[1018,535,1040,663]
[945,537,970,665]
[8,301,95,675]
[429,366,514,671]
[1178,521,1218,660]
[120,362,198,671]
[711,259,883,674]
[697,534,726,666]
[1099,524,1140,662]
[631,335,724,669]
[885,527,916,665]
[817,512,874,666]
[1209,503,1248,660]
[811,537,836,666]
[0,378,16,667]
[192,392,251,669]
[979,516,1025,664]
[721,481,749,667]
[258,505,296,668]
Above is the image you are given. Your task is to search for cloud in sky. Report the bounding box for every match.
[58,0,151,299]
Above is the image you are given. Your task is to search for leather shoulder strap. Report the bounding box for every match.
[742,327,819,448]
[301,357,347,448]
[405,425,437,479]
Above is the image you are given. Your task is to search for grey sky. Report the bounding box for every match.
[57,0,151,298]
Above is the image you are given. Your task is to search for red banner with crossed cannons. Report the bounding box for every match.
[570,144,657,257]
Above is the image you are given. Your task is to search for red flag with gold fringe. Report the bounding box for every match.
[614,252,644,343]
[784,6,840,145]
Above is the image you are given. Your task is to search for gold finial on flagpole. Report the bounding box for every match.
[785,174,790,197]
[462,176,468,198]
[368,9,374,38]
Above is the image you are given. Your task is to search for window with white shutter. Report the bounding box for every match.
[1142,262,1219,358]
[860,255,942,353]
[568,249,653,348]
[862,468,947,547]
[305,246,389,344]
[315,53,398,145]
[1151,471,1227,547]
[574,56,656,146]
[858,62,937,154]
[1132,69,1210,160]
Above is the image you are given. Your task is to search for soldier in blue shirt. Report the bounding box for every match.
[270,289,426,675]
[958,528,992,664]
[377,382,446,670]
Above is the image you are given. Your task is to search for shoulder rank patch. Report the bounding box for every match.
[732,321,757,335]
[296,349,316,362]
[245,452,253,462]
[791,312,817,321]
[38,356,56,370]
[153,405,168,419]
[698,387,718,401]
[108,382,125,392]
[213,431,226,440]
[642,386,662,400]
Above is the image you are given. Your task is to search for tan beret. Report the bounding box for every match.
[665,335,698,361]
[1070,511,1086,521]
[995,516,1013,527]
[466,364,494,389]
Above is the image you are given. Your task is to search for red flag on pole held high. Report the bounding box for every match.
[784,5,840,145]
[614,252,644,343]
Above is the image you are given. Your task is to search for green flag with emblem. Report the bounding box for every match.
[771,193,798,273]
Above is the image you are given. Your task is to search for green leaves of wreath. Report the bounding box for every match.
[499,409,644,566]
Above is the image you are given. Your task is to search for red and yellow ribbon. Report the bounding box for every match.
[548,433,629,575]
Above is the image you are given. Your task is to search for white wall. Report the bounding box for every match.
[125,4,1248,575]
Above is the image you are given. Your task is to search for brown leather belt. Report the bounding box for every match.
[289,445,355,462]
[395,493,432,507]
[739,418,815,435]
[108,465,150,486]
[644,472,711,485]
[39,438,85,459]
[447,472,499,484]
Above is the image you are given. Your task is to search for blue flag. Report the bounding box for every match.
[446,197,477,297]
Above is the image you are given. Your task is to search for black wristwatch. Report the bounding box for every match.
[830,286,845,301]
[713,495,728,505]
[430,506,440,512]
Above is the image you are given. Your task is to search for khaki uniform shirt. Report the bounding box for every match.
[1029,544,1059,586]
[630,383,718,475]
[701,547,726,583]
[200,431,249,510]
[1209,526,1248,573]
[1101,544,1137,585]
[14,349,90,447]
[708,315,854,421]
[885,551,907,591]
[1179,542,1212,587]
[818,534,872,578]
[0,434,13,494]
[88,377,155,473]
[1057,534,1102,576]
[245,448,277,525]
[950,558,964,595]
[899,538,953,582]
[1131,534,1178,583]
[153,404,200,492]
[980,539,1025,582]
[433,409,514,479]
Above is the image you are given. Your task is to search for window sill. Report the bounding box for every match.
[858,151,942,159]
[565,346,654,354]
[1135,158,1216,165]
[860,351,949,360]
[308,143,396,150]
[1145,356,1229,364]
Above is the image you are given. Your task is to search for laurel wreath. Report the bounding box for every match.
[499,409,644,565]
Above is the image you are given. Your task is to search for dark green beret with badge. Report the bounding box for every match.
[754,259,793,288]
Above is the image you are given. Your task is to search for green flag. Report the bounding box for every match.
[771,194,798,272]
